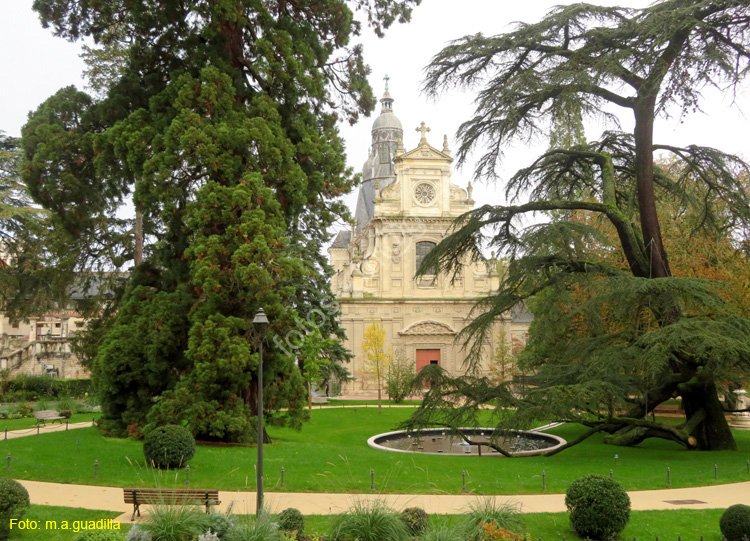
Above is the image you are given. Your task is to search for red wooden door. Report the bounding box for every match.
[416,349,440,373]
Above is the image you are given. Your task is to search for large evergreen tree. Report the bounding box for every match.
[22,0,419,441]
[408,0,750,451]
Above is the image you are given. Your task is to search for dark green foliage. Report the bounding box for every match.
[3,375,60,397]
[0,478,30,539]
[400,507,429,535]
[565,475,630,540]
[720,504,750,541]
[0,377,91,401]
[386,357,415,404]
[23,0,421,443]
[142,425,196,469]
[405,0,750,452]
[92,280,192,438]
[278,507,305,535]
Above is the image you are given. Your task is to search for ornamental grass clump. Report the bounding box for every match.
[720,504,750,541]
[0,479,30,539]
[330,500,410,541]
[460,498,524,541]
[143,424,196,469]
[565,474,630,540]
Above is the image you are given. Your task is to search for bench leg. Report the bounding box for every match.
[131,504,140,522]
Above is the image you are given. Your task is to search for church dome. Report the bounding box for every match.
[372,90,403,132]
[372,112,402,131]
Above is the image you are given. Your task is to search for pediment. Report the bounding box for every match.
[396,144,452,163]
[399,320,456,336]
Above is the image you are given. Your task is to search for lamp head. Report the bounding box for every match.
[253,308,269,325]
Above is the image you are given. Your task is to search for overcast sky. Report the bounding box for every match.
[2,0,749,235]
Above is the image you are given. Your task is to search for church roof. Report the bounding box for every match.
[330,230,351,250]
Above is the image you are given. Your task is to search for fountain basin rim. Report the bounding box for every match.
[367,427,567,457]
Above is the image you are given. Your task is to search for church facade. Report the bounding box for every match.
[329,91,531,393]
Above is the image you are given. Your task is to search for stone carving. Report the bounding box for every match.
[391,242,402,264]
[381,180,400,201]
[362,259,379,276]
[399,320,456,336]
[450,184,467,201]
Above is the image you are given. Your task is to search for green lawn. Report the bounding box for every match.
[0,408,748,494]
[10,505,126,540]
[285,509,726,539]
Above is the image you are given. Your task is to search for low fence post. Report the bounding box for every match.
[185,464,190,485]
[714,464,718,480]
[462,470,466,492]
[281,466,285,488]
[666,467,670,486]
[6,452,10,472]
[542,469,546,491]
[370,468,375,491]
[94,459,98,479]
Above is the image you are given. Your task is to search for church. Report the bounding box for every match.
[328,90,531,393]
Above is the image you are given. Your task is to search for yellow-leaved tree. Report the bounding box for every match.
[362,322,393,413]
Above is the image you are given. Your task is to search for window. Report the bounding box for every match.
[379,143,391,164]
[416,241,437,274]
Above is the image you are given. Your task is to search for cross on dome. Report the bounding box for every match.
[383,74,390,91]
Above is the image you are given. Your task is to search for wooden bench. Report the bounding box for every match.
[34,410,65,425]
[123,488,221,521]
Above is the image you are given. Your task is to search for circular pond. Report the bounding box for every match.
[367,428,566,457]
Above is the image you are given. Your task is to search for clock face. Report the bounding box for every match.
[414,183,436,205]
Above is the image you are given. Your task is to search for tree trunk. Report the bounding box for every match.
[681,380,737,450]
[134,210,144,265]
[308,381,312,411]
[633,104,671,279]
[377,374,382,414]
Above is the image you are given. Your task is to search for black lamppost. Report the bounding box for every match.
[253,308,269,516]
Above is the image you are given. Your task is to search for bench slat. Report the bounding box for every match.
[123,488,220,521]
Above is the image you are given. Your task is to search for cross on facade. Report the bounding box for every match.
[416,121,430,143]
[383,74,390,91]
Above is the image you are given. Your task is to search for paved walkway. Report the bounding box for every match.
[18,478,750,524]
[3,421,94,440]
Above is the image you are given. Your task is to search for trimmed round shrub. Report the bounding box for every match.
[0,479,30,539]
[278,507,305,535]
[565,474,630,540]
[143,424,196,469]
[720,504,750,541]
[400,507,429,535]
